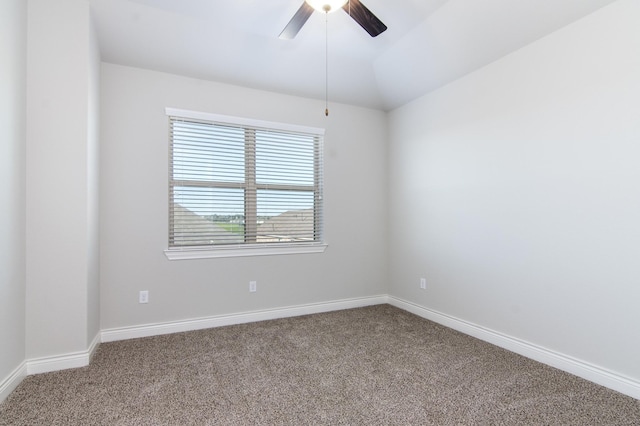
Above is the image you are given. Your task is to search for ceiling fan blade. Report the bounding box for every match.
[343,0,387,37]
[279,2,315,40]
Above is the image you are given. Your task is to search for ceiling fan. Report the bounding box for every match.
[279,0,387,40]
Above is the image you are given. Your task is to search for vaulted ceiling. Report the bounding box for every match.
[90,0,617,111]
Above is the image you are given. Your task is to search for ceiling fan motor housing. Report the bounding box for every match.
[305,0,348,13]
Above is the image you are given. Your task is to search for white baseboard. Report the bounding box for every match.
[101,295,389,343]
[5,296,638,403]
[0,361,27,403]
[26,332,101,375]
[388,296,640,400]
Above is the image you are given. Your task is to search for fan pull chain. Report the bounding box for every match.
[325,10,329,116]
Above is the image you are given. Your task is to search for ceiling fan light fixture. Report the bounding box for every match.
[305,0,348,13]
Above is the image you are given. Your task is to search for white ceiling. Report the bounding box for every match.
[90,0,617,111]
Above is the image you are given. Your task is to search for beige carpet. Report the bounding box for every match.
[1,305,639,425]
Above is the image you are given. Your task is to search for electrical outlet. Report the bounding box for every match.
[420,278,426,290]
[139,290,149,304]
[249,281,257,293]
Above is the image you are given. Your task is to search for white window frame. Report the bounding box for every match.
[164,108,327,260]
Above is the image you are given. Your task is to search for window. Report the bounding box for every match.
[165,108,326,259]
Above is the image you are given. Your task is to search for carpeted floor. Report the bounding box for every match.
[1,305,639,425]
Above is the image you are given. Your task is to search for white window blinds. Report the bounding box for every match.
[168,110,324,249]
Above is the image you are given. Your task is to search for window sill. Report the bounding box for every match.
[164,243,328,260]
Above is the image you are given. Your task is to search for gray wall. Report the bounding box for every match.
[87,9,102,353]
[99,64,389,330]
[25,0,101,359]
[388,0,640,382]
[0,0,27,396]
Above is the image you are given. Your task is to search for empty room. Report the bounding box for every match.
[1,0,639,423]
